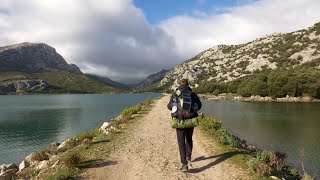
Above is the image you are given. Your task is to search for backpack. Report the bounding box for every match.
[171,89,192,120]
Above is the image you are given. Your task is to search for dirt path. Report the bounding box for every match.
[82,95,252,180]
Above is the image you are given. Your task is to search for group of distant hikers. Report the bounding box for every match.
[167,79,202,172]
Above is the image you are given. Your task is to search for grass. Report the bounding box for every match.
[47,167,80,180]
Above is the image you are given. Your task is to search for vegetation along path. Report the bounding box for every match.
[81,95,252,180]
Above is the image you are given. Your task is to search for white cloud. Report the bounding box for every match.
[0,0,179,83]
[1,0,320,83]
[160,0,320,59]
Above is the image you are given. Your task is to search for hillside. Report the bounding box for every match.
[0,43,121,94]
[86,74,131,90]
[151,23,320,98]
[0,71,121,94]
[0,42,82,74]
[132,69,169,90]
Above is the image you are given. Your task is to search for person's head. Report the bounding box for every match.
[178,79,189,86]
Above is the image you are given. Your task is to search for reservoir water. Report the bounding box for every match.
[0,94,160,164]
[201,100,320,175]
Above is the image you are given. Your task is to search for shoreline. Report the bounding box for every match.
[1,96,309,179]
[201,94,320,102]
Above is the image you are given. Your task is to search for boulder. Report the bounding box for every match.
[19,160,30,171]
[0,169,16,180]
[100,122,111,130]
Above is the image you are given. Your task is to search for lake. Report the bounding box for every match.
[0,94,161,164]
[201,99,320,176]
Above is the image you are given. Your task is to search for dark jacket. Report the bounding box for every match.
[167,85,202,119]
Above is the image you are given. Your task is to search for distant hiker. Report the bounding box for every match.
[167,79,202,172]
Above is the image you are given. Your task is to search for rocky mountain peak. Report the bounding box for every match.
[0,42,82,74]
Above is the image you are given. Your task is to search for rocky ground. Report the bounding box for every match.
[80,95,252,180]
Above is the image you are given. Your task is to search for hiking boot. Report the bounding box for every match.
[180,164,188,172]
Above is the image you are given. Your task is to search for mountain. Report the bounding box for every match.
[0,42,120,94]
[133,69,169,90]
[150,23,320,98]
[85,74,131,90]
[0,42,82,74]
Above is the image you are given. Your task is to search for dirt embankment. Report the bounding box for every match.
[81,96,252,180]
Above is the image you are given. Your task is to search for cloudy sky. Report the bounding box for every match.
[1,0,320,83]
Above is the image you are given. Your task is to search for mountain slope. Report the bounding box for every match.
[152,23,320,97]
[0,43,121,94]
[85,74,131,90]
[133,69,169,90]
[0,42,82,74]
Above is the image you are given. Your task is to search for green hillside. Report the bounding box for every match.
[0,71,123,94]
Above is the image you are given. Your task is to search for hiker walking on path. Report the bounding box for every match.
[167,79,202,172]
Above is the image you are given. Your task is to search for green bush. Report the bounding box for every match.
[256,150,268,163]
[120,105,141,117]
[199,116,222,134]
[62,152,81,168]
[215,129,240,148]
[76,131,94,141]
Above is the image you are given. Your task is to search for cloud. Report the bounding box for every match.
[1,0,320,83]
[0,0,179,83]
[160,0,320,59]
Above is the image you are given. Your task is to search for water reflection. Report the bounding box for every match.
[0,94,160,164]
[201,100,320,175]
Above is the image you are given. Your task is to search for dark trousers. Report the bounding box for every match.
[176,127,194,165]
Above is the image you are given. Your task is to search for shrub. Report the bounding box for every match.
[215,129,240,148]
[199,116,222,134]
[256,150,268,163]
[268,151,285,171]
[62,152,81,168]
[65,138,79,150]
[256,162,270,177]
[76,131,94,141]
[31,149,50,161]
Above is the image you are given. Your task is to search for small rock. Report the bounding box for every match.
[57,138,71,150]
[19,160,30,171]
[103,130,110,135]
[270,176,280,180]
[51,160,59,168]
[100,122,111,130]
[25,153,36,163]
[36,160,48,170]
